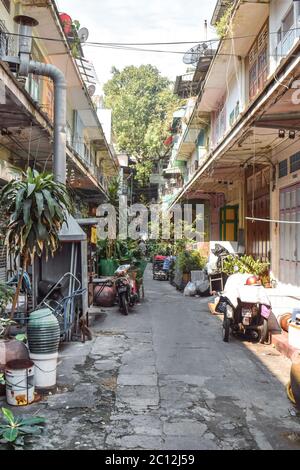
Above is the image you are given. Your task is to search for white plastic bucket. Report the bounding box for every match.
[30,352,58,389]
[5,359,35,406]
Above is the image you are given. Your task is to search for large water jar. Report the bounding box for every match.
[27,308,60,355]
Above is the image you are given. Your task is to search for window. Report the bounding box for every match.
[279,159,288,178]
[1,1,10,12]
[249,23,269,101]
[290,152,300,173]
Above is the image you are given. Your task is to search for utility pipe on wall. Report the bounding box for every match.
[14,15,67,184]
[27,61,67,183]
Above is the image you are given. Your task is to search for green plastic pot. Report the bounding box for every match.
[99,259,118,276]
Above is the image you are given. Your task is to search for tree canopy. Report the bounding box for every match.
[103,65,181,185]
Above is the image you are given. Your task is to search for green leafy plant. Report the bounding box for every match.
[0,283,14,315]
[0,408,45,447]
[0,168,73,320]
[0,374,4,386]
[176,250,207,274]
[0,318,16,338]
[222,255,270,280]
[215,2,234,39]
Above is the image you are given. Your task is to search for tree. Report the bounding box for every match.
[0,168,72,320]
[103,65,181,186]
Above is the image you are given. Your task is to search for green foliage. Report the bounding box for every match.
[222,255,270,278]
[103,65,182,185]
[0,283,14,314]
[215,2,234,38]
[176,251,207,274]
[0,318,16,338]
[0,408,45,447]
[0,374,4,385]
[97,238,142,263]
[0,168,72,262]
[107,176,120,209]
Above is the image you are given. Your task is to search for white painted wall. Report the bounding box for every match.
[269,0,297,74]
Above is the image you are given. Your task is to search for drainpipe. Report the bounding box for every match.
[27,61,66,183]
[14,15,66,183]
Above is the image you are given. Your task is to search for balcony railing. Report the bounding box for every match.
[275,27,300,62]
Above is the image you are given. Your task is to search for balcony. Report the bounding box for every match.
[275,27,300,62]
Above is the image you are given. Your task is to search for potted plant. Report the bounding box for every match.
[176,250,207,284]
[0,168,72,323]
[222,255,270,286]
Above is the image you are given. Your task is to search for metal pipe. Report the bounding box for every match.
[28,61,66,183]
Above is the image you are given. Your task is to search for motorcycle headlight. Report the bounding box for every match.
[226,305,234,319]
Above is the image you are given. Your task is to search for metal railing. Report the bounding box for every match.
[276,27,300,61]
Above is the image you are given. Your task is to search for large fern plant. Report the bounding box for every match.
[0,168,73,320]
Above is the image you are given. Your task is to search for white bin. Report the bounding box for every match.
[5,359,35,406]
[30,352,58,389]
[288,322,300,350]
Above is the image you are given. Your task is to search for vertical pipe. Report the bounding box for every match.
[28,61,67,183]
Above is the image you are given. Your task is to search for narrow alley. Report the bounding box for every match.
[11,266,300,451]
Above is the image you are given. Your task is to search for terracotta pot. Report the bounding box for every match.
[0,339,29,369]
[94,285,116,307]
[291,361,300,407]
[280,313,292,333]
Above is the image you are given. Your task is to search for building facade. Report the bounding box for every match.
[164,0,300,295]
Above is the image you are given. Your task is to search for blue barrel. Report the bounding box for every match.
[27,309,60,355]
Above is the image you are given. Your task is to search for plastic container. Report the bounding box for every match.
[29,352,58,389]
[5,359,34,406]
[27,308,60,355]
[288,322,300,349]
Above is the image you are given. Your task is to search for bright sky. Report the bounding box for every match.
[56,0,217,90]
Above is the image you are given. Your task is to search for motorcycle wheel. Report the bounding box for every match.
[222,316,230,343]
[120,293,129,316]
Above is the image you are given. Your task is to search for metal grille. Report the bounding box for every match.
[0,19,17,57]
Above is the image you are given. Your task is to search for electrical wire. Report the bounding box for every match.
[5,26,300,46]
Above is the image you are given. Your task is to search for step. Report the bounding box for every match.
[271,331,300,361]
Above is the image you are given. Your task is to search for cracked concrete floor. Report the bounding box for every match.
[1,265,300,450]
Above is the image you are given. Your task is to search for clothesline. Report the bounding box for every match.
[246,217,300,224]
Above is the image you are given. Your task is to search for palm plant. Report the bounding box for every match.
[0,168,73,320]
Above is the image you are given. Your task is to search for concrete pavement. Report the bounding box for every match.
[2,265,300,450]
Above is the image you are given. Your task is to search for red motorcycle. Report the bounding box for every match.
[114,265,138,315]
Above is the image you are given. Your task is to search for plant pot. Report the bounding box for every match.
[99,259,118,276]
[291,361,300,407]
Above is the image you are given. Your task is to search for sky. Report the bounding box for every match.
[56,0,217,90]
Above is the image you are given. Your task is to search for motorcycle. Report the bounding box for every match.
[216,273,271,344]
[114,265,139,315]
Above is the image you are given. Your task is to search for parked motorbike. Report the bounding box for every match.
[114,265,138,315]
[216,274,271,343]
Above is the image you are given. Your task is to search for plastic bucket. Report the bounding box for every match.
[30,352,58,389]
[5,359,35,406]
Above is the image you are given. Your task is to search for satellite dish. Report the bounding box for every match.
[78,27,89,43]
[183,43,208,65]
[88,84,96,97]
